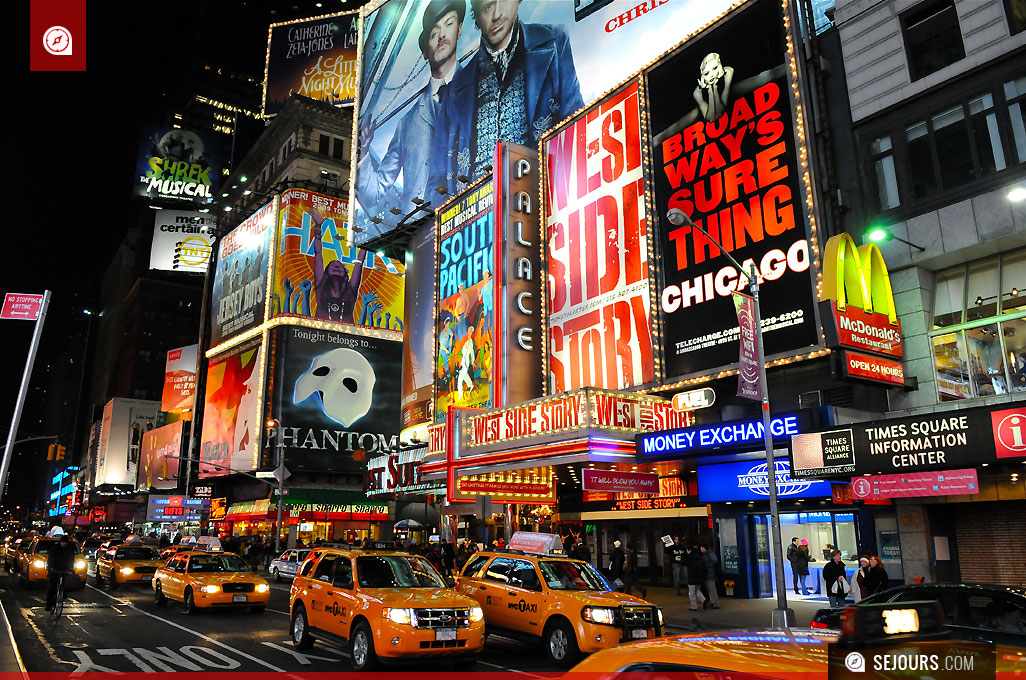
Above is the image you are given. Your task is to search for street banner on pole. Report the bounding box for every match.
[733,292,761,401]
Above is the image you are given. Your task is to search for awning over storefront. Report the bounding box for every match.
[225,490,388,522]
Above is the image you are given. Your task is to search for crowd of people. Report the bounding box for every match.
[786,537,889,607]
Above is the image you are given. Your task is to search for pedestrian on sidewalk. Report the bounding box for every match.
[571,539,591,565]
[854,556,870,602]
[787,537,800,593]
[823,549,848,608]
[685,544,707,611]
[796,539,811,595]
[700,543,720,609]
[622,543,647,598]
[610,540,625,589]
[664,536,687,596]
[866,555,889,595]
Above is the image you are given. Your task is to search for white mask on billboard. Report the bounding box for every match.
[293,348,375,427]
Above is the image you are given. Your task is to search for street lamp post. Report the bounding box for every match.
[666,208,795,629]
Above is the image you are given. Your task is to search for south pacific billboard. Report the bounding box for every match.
[210,200,277,347]
[268,326,402,472]
[199,339,263,478]
[263,12,360,116]
[352,0,738,242]
[544,80,656,393]
[647,0,821,382]
[434,178,495,422]
[133,125,222,205]
[272,188,405,330]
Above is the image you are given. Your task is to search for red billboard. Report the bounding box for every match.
[199,339,262,478]
[544,80,655,392]
[840,350,905,387]
[161,344,198,413]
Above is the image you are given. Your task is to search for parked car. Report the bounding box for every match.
[269,549,311,582]
[811,583,1026,646]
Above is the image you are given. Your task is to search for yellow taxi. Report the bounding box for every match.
[152,550,270,614]
[2,535,26,572]
[289,542,485,671]
[17,537,87,588]
[456,532,662,667]
[95,543,166,588]
[570,600,1024,677]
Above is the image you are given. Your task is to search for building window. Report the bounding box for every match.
[1005,0,1026,35]
[320,168,340,188]
[900,0,965,82]
[1005,75,1026,163]
[319,134,330,155]
[930,249,1026,401]
[332,136,345,160]
[871,135,901,210]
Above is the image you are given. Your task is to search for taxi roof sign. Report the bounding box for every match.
[507,531,564,555]
[193,536,223,552]
[838,600,947,648]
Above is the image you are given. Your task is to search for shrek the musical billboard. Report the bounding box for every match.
[647,0,820,381]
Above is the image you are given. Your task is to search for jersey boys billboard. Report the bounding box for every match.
[263,12,359,116]
[210,200,276,347]
[434,178,495,421]
[272,189,405,330]
[134,126,222,205]
[647,0,820,381]
[544,80,655,392]
[352,0,738,243]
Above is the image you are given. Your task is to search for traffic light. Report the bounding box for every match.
[56,445,66,461]
[47,444,55,460]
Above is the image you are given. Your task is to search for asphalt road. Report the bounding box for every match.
[0,564,561,674]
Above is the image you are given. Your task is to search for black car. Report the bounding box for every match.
[811,583,1026,646]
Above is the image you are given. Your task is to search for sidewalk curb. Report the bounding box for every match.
[0,593,28,677]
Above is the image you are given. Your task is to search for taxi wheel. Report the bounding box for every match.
[154,582,167,606]
[291,604,314,650]
[349,621,379,671]
[184,588,198,615]
[271,568,281,583]
[543,620,581,668]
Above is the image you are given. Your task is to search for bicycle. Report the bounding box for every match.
[49,570,70,621]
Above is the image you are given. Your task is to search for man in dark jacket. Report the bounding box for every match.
[609,540,625,588]
[440,538,456,576]
[45,532,78,611]
[685,544,707,611]
[571,539,591,565]
[664,536,687,596]
[622,544,647,598]
[786,537,800,594]
[700,543,720,609]
[823,549,848,608]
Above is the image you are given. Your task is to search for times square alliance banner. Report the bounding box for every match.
[647,0,820,381]
[352,0,738,242]
[272,189,405,330]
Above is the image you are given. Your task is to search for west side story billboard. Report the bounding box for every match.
[352,0,738,241]
[133,125,222,205]
[647,0,821,381]
[263,12,360,116]
[210,200,277,347]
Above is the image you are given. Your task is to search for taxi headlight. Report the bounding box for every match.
[202,585,220,594]
[256,583,269,593]
[582,606,617,626]
[120,567,134,575]
[469,606,484,623]
[383,607,414,625]
[75,560,86,570]
[32,559,45,570]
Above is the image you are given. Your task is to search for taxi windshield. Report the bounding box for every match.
[33,540,81,556]
[116,547,160,560]
[356,555,447,588]
[539,560,611,591]
[188,554,250,573]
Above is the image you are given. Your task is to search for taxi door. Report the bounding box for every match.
[476,557,515,629]
[503,560,545,635]
[307,553,340,631]
[329,556,356,638]
[163,556,186,600]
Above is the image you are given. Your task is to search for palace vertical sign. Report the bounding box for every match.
[544,80,655,393]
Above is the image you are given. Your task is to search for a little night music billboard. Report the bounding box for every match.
[648,0,821,381]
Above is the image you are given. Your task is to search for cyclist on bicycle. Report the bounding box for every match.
[45,528,76,612]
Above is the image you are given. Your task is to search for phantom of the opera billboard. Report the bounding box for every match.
[133,125,222,205]
[272,189,405,330]
[263,12,360,116]
[400,220,436,430]
[352,0,738,242]
[648,0,821,382]
[199,339,263,478]
[434,178,495,422]
[268,326,402,473]
[543,80,656,392]
[210,200,277,347]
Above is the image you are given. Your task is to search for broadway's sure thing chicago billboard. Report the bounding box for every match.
[199,339,263,478]
[149,210,215,273]
[268,326,402,472]
[434,178,495,421]
[263,12,360,116]
[544,80,655,392]
[352,0,737,241]
[273,189,405,330]
[648,0,820,381]
[210,200,277,347]
[133,125,222,205]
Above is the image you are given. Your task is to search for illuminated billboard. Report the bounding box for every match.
[400,221,436,429]
[133,125,222,205]
[272,188,405,330]
[94,398,160,487]
[138,422,183,491]
[263,12,360,116]
[199,338,263,478]
[647,0,821,382]
[210,199,277,347]
[543,80,656,393]
[149,210,215,273]
[352,0,738,242]
[161,344,198,414]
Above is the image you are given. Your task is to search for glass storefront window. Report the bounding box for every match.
[835,516,858,561]
[1002,250,1026,314]
[1003,317,1026,392]
[966,324,1008,395]
[933,268,965,328]
[717,517,739,575]
[933,332,972,400]
[967,258,1001,322]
